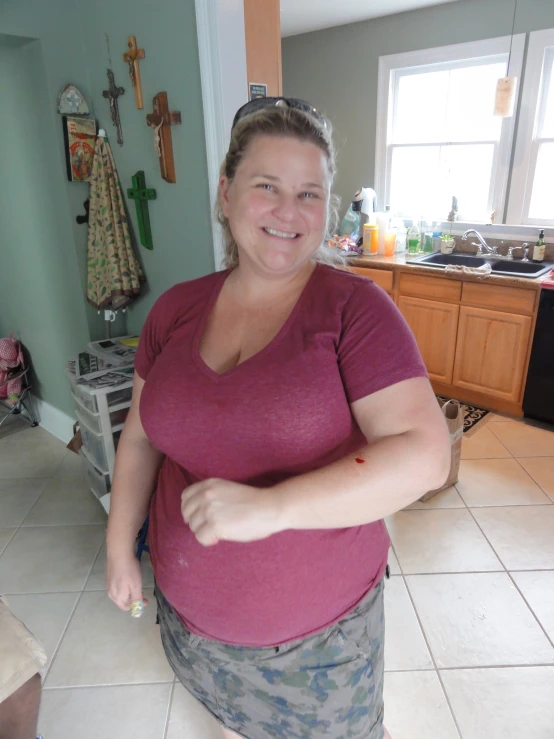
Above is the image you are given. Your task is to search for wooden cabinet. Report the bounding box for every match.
[243,0,282,96]
[348,266,394,294]
[453,306,532,403]
[398,296,460,385]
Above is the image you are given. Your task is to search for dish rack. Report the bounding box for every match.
[67,368,132,513]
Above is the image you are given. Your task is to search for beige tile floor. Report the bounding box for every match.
[1,414,554,739]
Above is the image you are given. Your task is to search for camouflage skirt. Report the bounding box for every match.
[155,577,386,739]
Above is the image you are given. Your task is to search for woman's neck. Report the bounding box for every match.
[227,260,316,310]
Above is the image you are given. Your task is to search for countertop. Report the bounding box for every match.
[347,253,547,291]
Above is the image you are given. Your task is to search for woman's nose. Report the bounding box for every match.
[273,194,300,223]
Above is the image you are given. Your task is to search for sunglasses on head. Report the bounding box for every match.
[232,97,326,130]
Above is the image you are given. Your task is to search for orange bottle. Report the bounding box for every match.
[363,223,379,255]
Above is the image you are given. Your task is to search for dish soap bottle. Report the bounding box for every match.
[407,220,421,255]
[532,229,546,262]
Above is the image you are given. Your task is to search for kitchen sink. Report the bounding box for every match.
[487,260,553,276]
[409,252,553,278]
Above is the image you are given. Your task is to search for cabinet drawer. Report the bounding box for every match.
[399,273,461,302]
[462,282,537,315]
[349,266,394,292]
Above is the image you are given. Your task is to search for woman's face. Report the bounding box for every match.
[219,135,330,276]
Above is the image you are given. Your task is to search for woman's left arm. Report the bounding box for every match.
[181,376,451,545]
[274,376,451,531]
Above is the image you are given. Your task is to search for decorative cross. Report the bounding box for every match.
[102,69,125,146]
[127,171,157,250]
[122,36,145,110]
[146,92,182,183]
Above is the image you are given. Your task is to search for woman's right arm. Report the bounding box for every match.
[106,372,164,610]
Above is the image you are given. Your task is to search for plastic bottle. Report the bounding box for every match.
[362,223,379,256]
[407,220,421,255]
[376,208,390,255]
[532,229,546,262]
[390,216,406,253]
[422,219,434,253]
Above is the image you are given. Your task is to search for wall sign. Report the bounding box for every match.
[249,82,267,100]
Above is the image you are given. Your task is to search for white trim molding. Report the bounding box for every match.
[195,0,248,270]
[375,35,525,220]
[507,28,554,227]
[34,397,75,444]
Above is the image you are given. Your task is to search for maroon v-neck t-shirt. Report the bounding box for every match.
[135,263,427,646]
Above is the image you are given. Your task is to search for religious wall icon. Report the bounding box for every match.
[62,116,97,182]
[146,92,181,183]
[57,84,90,115]
[103,68,125,146]
[127,171,156,249]
[123,36,145,110]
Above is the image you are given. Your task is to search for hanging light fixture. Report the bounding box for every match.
[494,0,518,117]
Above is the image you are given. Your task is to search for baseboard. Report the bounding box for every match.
[33,397,75,444]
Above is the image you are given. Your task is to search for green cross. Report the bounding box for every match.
[127,170,156,250]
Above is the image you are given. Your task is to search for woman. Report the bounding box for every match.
[106,98,450,739]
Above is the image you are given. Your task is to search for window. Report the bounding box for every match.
[376,36,524,222]
[507,29,554,227]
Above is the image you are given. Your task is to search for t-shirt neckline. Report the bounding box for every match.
[192,262,321,381]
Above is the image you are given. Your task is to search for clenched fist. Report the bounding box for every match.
[181,479,286,546]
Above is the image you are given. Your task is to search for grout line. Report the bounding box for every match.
[395,573,463,738]
[464,504,554,653]
[386,662,554,672]
[43,535,105,683]
[42,680,175,691]
[162,680,176,739]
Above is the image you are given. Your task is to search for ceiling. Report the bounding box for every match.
[280,0,460,37]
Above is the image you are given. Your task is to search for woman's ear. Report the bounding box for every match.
[219,175,231,218]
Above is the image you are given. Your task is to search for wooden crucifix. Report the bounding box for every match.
[102,69,125,146]
[146,92,181,183]
[122,36,145,109]
[127,171,157,250]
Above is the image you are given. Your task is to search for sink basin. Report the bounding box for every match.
[409,252,553,279]
[488,260,553,277]
[409,253,487,268]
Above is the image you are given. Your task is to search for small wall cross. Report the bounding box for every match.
[123,36,145,110]
[127,171,157,250]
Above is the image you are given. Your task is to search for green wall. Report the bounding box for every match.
[0,37,92,415]
[0,0,213,416]
[282,0,554,211]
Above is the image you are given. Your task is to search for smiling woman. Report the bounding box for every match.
[216,104,341,271]
[105,100,450,739]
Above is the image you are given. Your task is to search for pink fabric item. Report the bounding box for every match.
[0,335,24,400]
[136,264,427,647]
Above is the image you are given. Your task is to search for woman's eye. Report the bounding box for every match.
[258,183,274,191]
[301,192,318,199]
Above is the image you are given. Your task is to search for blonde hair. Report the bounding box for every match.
[216,105,343,269]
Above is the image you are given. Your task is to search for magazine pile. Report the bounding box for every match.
[69,336,138,389]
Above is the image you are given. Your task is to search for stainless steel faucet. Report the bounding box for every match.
[461,229,498,256]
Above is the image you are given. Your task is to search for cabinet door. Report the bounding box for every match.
[453,306,532,402]
[398,296,459,384]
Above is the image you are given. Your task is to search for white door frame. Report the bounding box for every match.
[195,0,248,270]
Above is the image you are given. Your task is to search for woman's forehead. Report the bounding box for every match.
[238,135,329,178]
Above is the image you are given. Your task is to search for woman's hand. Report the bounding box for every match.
[181,479,285,547]
[106,550,148,612]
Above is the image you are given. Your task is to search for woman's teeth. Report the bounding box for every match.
[264,227,298,239]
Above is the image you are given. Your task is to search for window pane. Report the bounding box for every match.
[439,144,495,220]
[393,70,449,144]
[389,146,442,217]
[393,61,505,145]
[539,51,554,138]
[445,63,505,142]
[529,142,554,220]
[389,143,494,220]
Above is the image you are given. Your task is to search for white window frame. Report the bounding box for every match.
[375,35,525,221]
[507,28,554,227]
